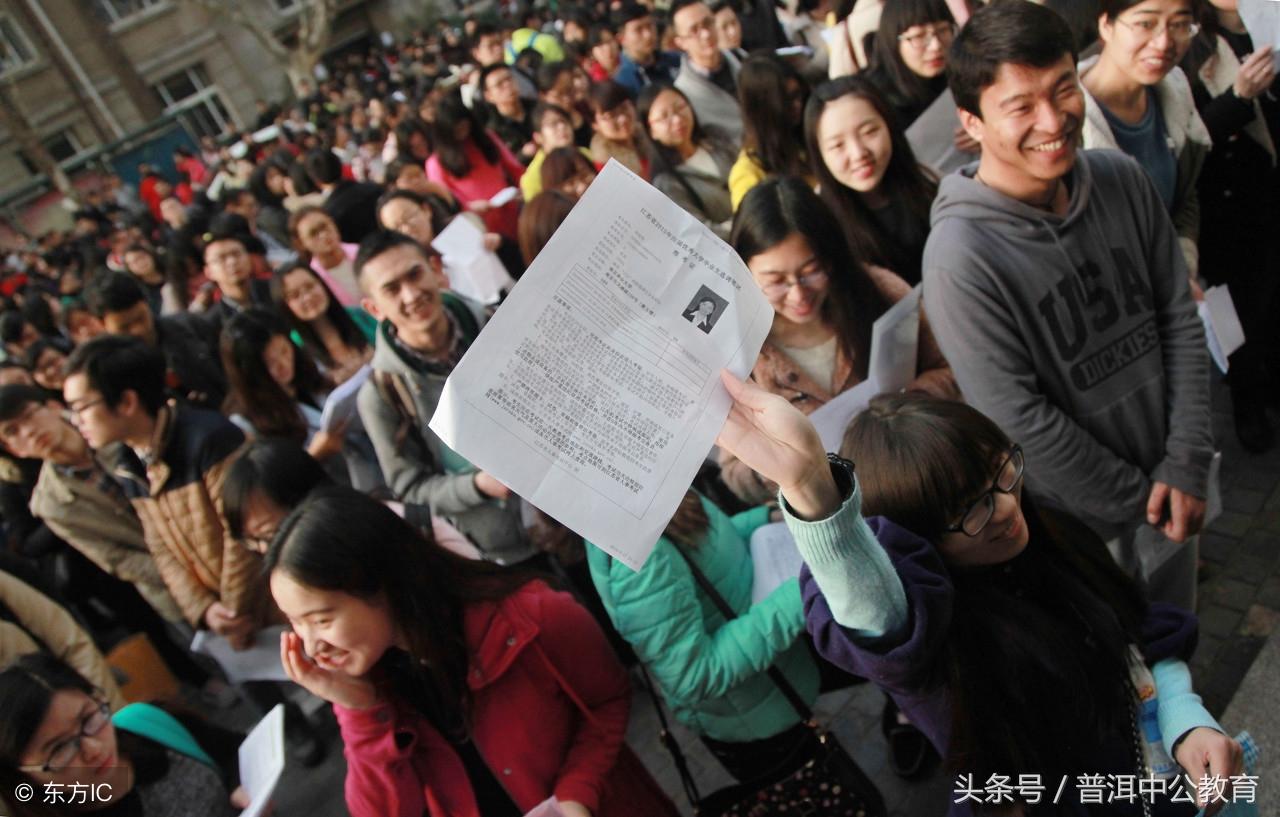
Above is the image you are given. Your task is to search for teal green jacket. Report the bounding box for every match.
[587,497,819,742]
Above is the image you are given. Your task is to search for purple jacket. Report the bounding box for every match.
[800,516,1199,817]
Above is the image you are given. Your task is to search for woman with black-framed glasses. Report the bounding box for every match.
[0,653,247,817]
[712,382,1242,816]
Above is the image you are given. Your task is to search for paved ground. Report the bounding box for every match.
[247,379,1276,817]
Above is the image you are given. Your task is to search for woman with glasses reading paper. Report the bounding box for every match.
[1080,0,1211,283]
[719,177,954,506]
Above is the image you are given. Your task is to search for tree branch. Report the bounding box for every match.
[181,0,288,60]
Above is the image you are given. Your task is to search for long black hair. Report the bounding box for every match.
[220,307,328,441]
[223,438,331,539]
[738,54,810,179]
[841,394,1148,786]
[265,486,533,730]
[431,92,502,178]
[637,84,719,216]
[868,0,954,122]
[269,262,370,372]
[805,76,938,281]
[731,176,889,381]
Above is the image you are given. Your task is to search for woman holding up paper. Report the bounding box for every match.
[714,373,1243,817]
[0,653,248,817]
[270,486,679,817]
[1181,0,1280,452]
[805,76,940,286]
[719,177,955,506]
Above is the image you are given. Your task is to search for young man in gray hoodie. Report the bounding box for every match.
[922,0,1213,609]
[354,231,534,565]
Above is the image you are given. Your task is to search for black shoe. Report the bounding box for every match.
[284,709,328,768]
[1234,398,1274,453]
[881,698,938,779]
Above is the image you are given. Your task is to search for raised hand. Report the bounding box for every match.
[715,370,840,520]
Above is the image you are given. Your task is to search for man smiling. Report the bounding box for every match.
[922,0,1212,609]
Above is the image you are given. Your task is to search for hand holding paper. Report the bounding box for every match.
[430,161,773,568]
[237,705,285,817]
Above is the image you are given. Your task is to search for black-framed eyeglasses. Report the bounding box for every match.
[945,445,1025,537]
[26,701,111,773]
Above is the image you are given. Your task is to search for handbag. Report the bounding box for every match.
[642,545,888,817]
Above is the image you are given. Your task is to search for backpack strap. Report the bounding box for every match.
[371,369,436,471]
[441,293,481,346]
[111,702,216,768]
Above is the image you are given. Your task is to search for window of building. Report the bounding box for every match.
[16,131,84,176]
[153,64,238,139]
[0,15,36,75]
[94,0,165,25]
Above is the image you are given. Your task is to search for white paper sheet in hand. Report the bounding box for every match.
[432,215,516,305]
[429,160,773,570]
[1239,0,1280,69]
[1197,284,1246,373]
[750,522,805,605]
[319,364,371,433]
[905,90,970,176]
[238,704,286,817]
[807,379,877,452]
[868,285,921,394]
[190,626,289,684]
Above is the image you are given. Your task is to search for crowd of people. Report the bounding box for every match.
[0,0,1272,814]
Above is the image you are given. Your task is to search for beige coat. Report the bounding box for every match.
[29,454,182,623]
[0,570,126,709]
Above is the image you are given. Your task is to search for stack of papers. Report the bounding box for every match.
[238,705,285,817]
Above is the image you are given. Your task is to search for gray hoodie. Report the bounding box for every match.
[922,149,1213,536]
[357,304,533,565]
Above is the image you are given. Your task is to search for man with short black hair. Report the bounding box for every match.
[82,270,226,410]
[670,0,743,144]
[612,3,682,94]
[480,63,538,160]
[924,0,1213,609]
[305,149,384,244]
[62,336,260,646]
[199,228,271,337]
[354,231,534,565]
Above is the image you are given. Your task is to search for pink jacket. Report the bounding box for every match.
[425,134,525,241]
[334,581,677,817]
[309,242,360,306]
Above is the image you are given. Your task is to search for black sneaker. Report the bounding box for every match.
[881,697,938,779]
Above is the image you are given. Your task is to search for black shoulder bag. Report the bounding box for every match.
[641,544,887,817]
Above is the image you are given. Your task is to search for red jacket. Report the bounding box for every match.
[334,582,678,817]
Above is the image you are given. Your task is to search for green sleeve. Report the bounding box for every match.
[346,307,379,345]
[728,504,771,540]
[587,537,803,706]
[782,475,908,641]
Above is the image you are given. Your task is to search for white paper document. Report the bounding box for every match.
[524,798,567,817]
[749,522,805,605]
[191,626,290,684]
[906,90,971,176]
[489,186,520,208]
[868,285,921,394]
[430,160,773,570]
[1198,284,1246,373]
[319,363,371,433]
[238,704,286,817]
[1239,0,1280,69]
[808,379,877,452]
[432,214,517,305]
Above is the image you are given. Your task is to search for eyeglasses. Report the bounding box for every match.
[897,22,955,51]
[597,105,635,125]
[1115,17,1201,43]
[648,101,692,125]
[945,445,1025,537]
[68,398,105,418]
[27,701,111,773]
[206,248,247,267]
[243,533,273,554]
[759,269,828,301]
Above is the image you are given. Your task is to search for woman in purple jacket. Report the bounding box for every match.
[713,372,1244,817]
